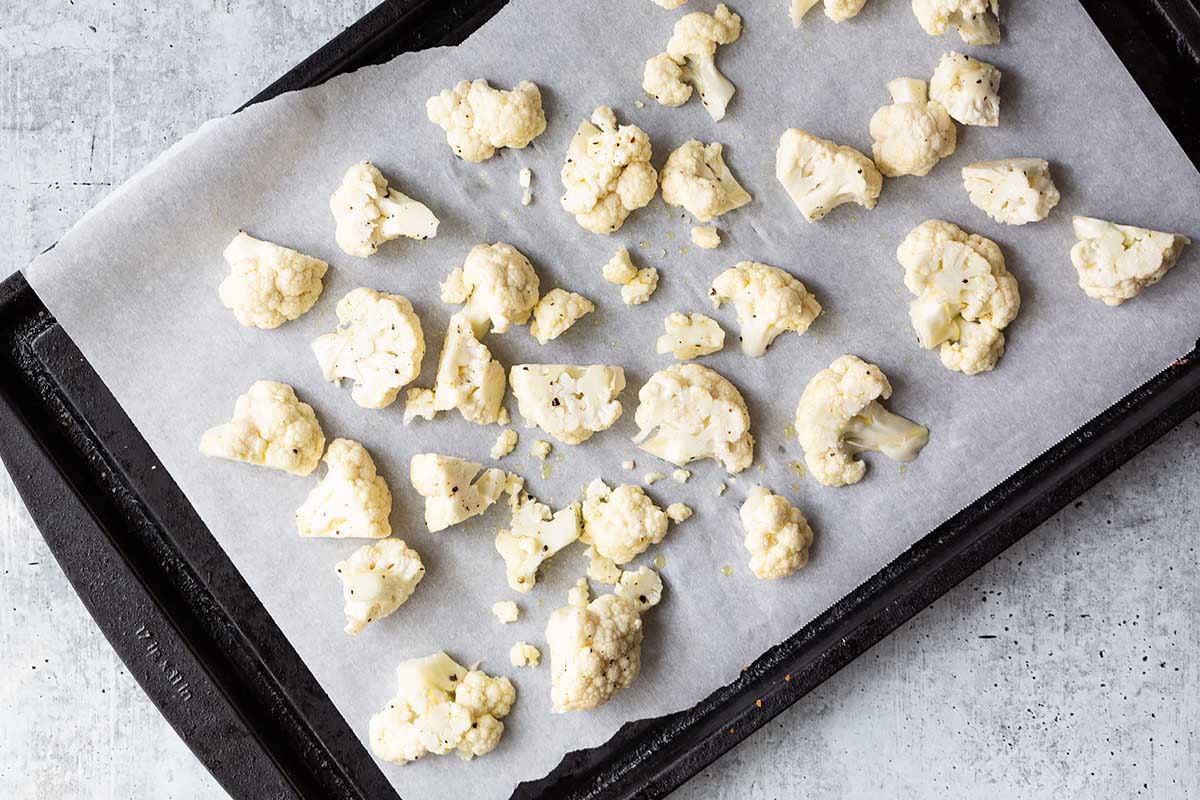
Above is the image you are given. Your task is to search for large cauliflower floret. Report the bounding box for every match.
[898,219,1020,375]
[656,312,725,360]
[495,491,582,592]
[336,538,425,635]
[369,652,516,764]
[329,161,439,258]
[545,592,645,712]
[509,364,626,445]
[529,289,594,345]
[200,380,325,476]
[790,0,869,24]
[869,78,957,178]
[560,107,658,235]
[775,128,882,223]
[643,4,743,121]
[740,486,813,579]
[929,52,1001,127]
[218,232,327,329]
[296,438,392,539]
[409,453,511,532]
[633,363,754,474]
[441,242,540,337]
[580,478,669,565]
[912,0,1001,45]
[795,355,929,487]
[711,262,822,357]
[661,140,752,223]
[962,159,1060,226]
[404,314,508,426]
[425,79,547,163]
[1070,216,1191,306]
[311,288,425,410]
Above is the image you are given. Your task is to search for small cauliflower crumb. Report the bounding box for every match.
[491,429,519,459]
[567,578,590,608]
[492,600,520,624]
[691,226,721,249]
[621,460,636,470]
[666,502,693,523]
[671,468,691,484]
[519,167,533,206]
[644,471,665,484]
[509,642,541,668]
[531,440,553,460]
[717,482,727,495]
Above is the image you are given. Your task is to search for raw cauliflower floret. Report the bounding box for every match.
[614,566,664,612]
[656,312,725,360]
[869,78,957,178]
[311,288,425,410]
[529,289,594,344]
[545,593,644,712]
[369,652,515,764]
[962,159,1060,226]
[776,128,882,222]
[409,453,510,532]
[491,429,519,459]
[296,439,392,539]
[691,226,721,249]
[495,491,582,592]
[404,314,508,426]
[929,52,1001,127]
[581,478,669,565]
[509,364,626,445]
[666,502,693,523]
[200,380,324,476]
[602,248,660,306]
[336,539,425,635]
[218,232,327,329]
[492,600,520,624]
[790,0,869,24]
[661,140,752,222]
[560,107,658,234]
[643,4,743,121]
[425,79,547,163]
[912,0,1000,45]
[740,486,813,579]
[898,219,1020,375]
[441,242,540,337]
[510,642,542,667]
[330,161,439,258]
[711,262,822,357]
[795,355,929,487]
[633,363,754,473]
[1070,216,1191,306]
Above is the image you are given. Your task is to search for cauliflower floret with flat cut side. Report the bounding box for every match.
[740,486,813,580]
[929,52,1001,127]
[615,566,664,612]
[409,453,511,532]
[510,642,541,667]
[403,314,508,426]
[311,288,424,410]
[795,355,929,487]
[296,439,392,539]
[509,364,625,445]
[441,242,540,337]
[200,380,324,476]
[561,107,659,235]
[898,219,1020,375]
[661,140,752,223]
[581,478,669,565]
[776,128,882,222]
[529,289,594,345]
[643,4,743,121]
[791,0,869,25]
[656,312,725,360]
[218,232,327,329]
[692,226,721,249]
[494,489,581,592]
[913,0,1000,45]
[426,79,546,163]
[962,159,1060,226]
[1070,216,1191,306]
[545,592,645,712]
[633,363,754,474]
[330,161,438,258]
[336,539,424,635]
[870,78,957,178]
[491,429,519,459]
[711,262,822,357]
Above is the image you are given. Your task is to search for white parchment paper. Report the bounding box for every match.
[25,0,1200,797]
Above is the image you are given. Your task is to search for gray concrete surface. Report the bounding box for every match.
[2,2,1197,798]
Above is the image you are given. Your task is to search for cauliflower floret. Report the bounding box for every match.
[633,363,754,473]
[929,52,1001,127]
[495,491,582,592]
[585,546,624,585]
[962,159,1060,226]
[560,107,658,234]
[790,0,869,24]
[711,262,822,357]
[492,600,520,624]
[656,312,725,360]
[311,288,424,410]
[740,486,813,579]
[776,128,883,222]
[614,566,664,612]
[441,242,540,337]
[869,78,957,178]
[1070,216,1191,306]
[200,380,324,476]
[409,453,510,532]
[510,642,542,668]
[600,248,661,306]
[296,438,392,539]
[329,161,439,258]
[603,248,639,285]
[568,578,592,609]
[404,314,508,426]
[912,0,1000,45]
[509,364,626,445]
[529,288,594,345]
[581,478,669,565]
[531,440,552,460]
[218,232,327,329]
[661,140,752,223]
[643,4,743,121]
[691,226,721,249]
[491,429,519,459]
[898,219,1020,375]
[795,355,929,487]
[545,593,644,712]
[425,79,546,163]
[666,502,693,523]
[336,538,425,635]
